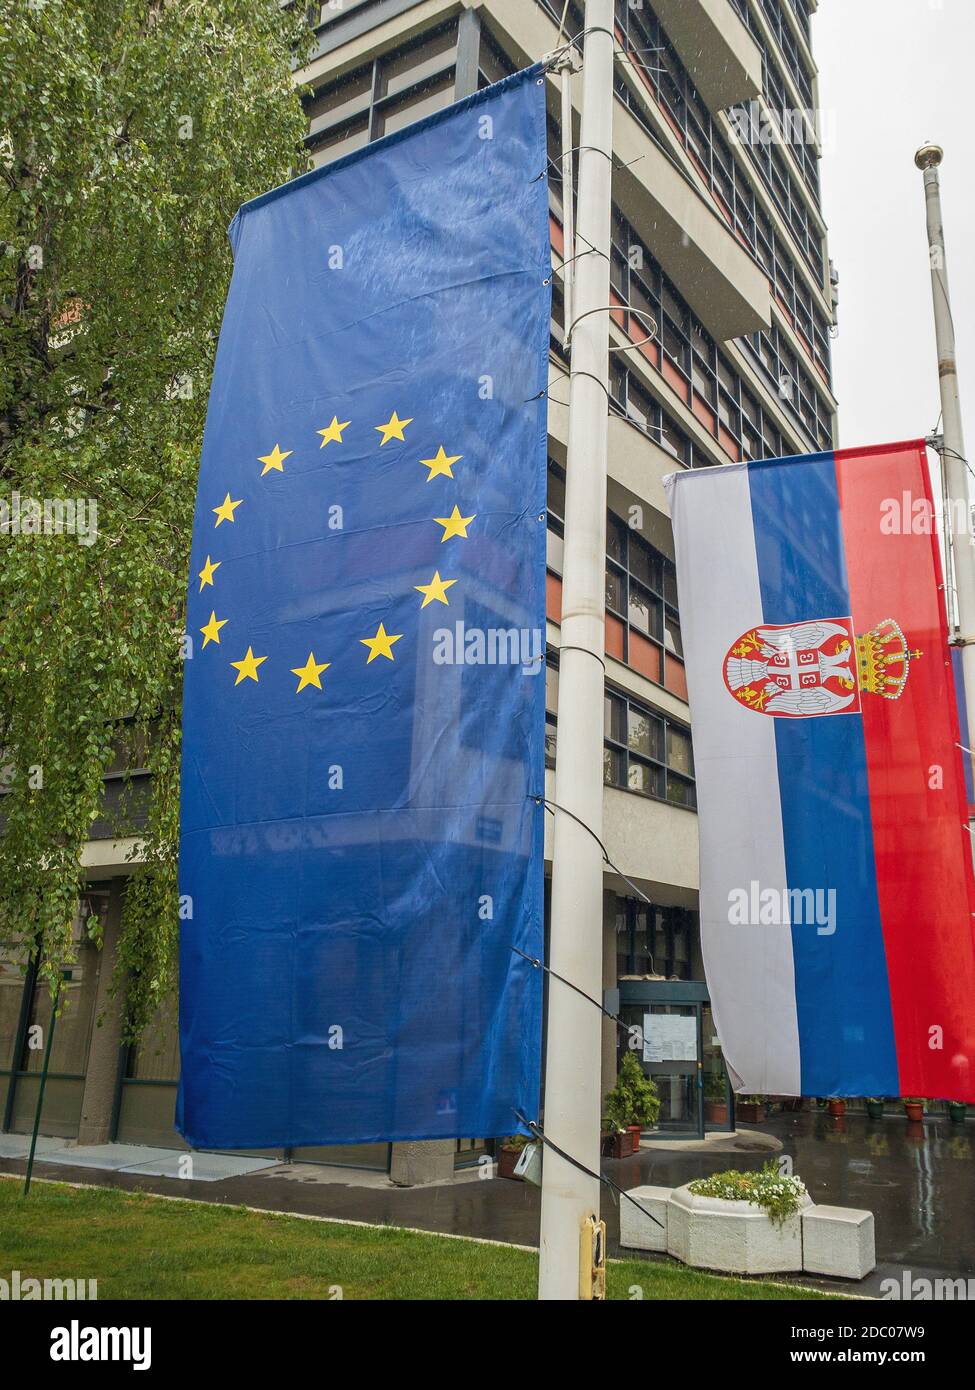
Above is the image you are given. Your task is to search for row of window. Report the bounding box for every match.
[742,322,833,451]
[758,0,815,107]
[615,898,699,981]
[610,0,825,286]
[546,655,696,811]
[607,206,832,455]
[730,29,819,198]
[536,0,831,382]
[304,21,461,163]
[548,459,691,697]
[785,0,813,44]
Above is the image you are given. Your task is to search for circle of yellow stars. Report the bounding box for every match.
[197,410,475,693]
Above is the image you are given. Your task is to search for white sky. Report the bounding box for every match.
[815,0,975,453]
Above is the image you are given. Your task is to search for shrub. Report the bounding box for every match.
[603,1051,661,1131]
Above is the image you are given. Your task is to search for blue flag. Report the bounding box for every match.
[177,67,550,1149]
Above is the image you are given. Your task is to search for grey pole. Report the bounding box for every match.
[915,144,975,773]
[555,45,580,349]
[538,0,614,1300]
[24,978,60,1197]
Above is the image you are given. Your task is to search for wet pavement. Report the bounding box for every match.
[614,1109,975,1284]
[2,1109,972,1293]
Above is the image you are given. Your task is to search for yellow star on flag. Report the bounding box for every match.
[420,446,462,481]
[433,505,475,542]
[291,652,331,692]
[198,556,221,591]
[200,611,228,648]
[230,646,267,685]
[414,571,457,608]
[375,410,413,446]
[258,443,292,475]
[317,416,350,448]
[213,493,243,527]
[360,622,402,663]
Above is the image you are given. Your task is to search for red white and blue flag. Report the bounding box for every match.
[665,441,975,1100]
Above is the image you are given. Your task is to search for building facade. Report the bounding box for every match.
[0,0,836,1175]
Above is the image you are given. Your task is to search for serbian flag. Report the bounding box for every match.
[665,441,975,1101]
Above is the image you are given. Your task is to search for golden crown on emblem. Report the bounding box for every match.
[855,618,920,700]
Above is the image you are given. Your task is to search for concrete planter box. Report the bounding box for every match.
[667,1183,810,1274]
[619,1185,671,1253]
[802,1205,875,1279]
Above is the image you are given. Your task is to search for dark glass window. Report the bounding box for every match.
[603,687,696,809]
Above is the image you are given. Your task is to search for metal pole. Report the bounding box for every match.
[24,977,60,1197]
[556,48,579,348]
[538,0,614,1301]
[915,144,975,766]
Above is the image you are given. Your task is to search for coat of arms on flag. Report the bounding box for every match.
[723,617,918,718]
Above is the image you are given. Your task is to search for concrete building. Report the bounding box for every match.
[0,0,836,1177]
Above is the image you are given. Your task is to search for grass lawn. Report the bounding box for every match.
[0,1176,837,1300]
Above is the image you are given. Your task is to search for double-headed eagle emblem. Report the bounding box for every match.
[724,616,920,718]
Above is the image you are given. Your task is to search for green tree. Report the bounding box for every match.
[0,0,311,1032]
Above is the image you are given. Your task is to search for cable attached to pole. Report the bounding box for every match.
[514,1110,665,1229]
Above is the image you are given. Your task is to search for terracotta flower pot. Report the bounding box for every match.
[601,1131,631,1159]
[497,1147,524,1180]
[904,1102,924,1123]
[705,1100,729,1125]
[828,1099,846,1117]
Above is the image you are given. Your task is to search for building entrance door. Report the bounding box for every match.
[618,980,733,1140]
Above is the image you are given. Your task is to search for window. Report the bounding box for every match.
[545,653,559,768]
[604,689,695,808]
[304,22,459,160]
[616,899,700,983]
[601,506,683,686]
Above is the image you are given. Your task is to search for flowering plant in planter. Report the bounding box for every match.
[688,1160,807,1228]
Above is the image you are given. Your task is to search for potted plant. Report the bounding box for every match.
[903,1097,925,1122]
[497,1134,530,1180]
[947,1100,967,1124]
[600,1120,631,1159]
[736,1095,766,1124]
[602,1052,660,1155]
[827,1097,846,1117]
[704,1070,728,1125]
[865,1097,885,1120]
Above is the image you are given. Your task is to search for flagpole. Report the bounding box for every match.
[538,0,614,1301]
[915,145,975,771]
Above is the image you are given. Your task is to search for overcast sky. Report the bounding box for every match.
[815,0,975,454]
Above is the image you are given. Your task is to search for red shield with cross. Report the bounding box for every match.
[723,617,862,719]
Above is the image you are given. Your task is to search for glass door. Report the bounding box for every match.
[641,1002,702,1137]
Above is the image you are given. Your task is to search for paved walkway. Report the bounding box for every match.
[2,1110,972,1297]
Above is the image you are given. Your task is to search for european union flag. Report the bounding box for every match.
[177,67,550,1148]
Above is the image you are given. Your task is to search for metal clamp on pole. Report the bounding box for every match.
[564,304,657,356]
